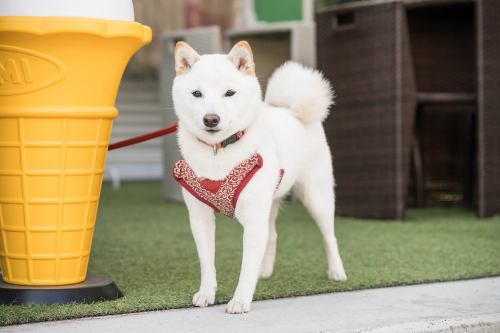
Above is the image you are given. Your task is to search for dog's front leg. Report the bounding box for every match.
[182,189,217,307]
[226,208,269,314]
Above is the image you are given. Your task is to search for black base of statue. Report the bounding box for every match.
[0,274,123,305]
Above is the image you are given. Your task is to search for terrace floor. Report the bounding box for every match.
[4,277,500,332]
[1,181,499,327]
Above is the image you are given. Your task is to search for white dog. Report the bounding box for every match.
[172,41,346,314]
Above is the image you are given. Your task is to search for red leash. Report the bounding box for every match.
[108,123,178,151]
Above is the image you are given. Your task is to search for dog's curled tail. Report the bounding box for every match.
[265,61,334,124]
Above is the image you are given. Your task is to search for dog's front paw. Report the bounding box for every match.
[328,268,347,281]
[225,298,251,314]
[192,290,215,307]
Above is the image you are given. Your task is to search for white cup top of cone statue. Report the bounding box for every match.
[0,0,135,21]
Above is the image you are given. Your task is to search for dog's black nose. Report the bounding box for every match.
[203,114,220,128]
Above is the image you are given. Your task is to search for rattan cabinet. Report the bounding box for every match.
[317,0,500,219]
[477,0,500,218]
[317,1,416,219]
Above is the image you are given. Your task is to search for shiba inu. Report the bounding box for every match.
[172,40,346,314]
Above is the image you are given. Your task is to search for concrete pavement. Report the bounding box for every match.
[4,277,500,333]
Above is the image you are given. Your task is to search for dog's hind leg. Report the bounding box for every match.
[259,199,281,279]
[182,188,218,307]
[295,157,347,281]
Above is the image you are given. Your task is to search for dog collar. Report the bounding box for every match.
[198,130,245,155]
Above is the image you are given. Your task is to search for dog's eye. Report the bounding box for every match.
[192,90,203,98]
[225,89,236,97]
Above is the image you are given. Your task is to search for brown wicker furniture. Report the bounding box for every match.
[316,0,500,219]
[477,0,500,218]
[412,93,476,208]
[407,2,477,208]
[317,0,416,219]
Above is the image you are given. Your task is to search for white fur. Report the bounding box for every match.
[265,61,334,124]
[172,43,346,314]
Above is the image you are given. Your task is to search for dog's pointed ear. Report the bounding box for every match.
[228,41,255,76]
[175,41,200,76]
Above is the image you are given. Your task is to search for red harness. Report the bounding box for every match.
[173,154,283,218]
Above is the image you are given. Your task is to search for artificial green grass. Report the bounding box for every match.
[1,181,499,326]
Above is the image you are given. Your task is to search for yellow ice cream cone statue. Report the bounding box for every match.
[0,17,151,286]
